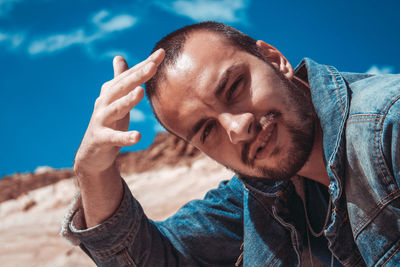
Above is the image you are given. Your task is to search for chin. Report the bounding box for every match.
[240,131,314,180]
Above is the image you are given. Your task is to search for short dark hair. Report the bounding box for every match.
[145,21,265,131]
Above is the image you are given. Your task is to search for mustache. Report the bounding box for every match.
[241,111,281,166]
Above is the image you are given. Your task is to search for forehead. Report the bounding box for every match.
[153,32,239,136]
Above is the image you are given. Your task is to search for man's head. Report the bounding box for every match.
[145,22,316,180]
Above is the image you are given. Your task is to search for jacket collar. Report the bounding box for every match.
[296,58,349,201]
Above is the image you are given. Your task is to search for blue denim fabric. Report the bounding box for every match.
[65,58,400,266]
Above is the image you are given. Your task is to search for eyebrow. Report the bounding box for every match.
[185,64,241,141]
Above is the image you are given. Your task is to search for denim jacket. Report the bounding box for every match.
[61,59,400,266]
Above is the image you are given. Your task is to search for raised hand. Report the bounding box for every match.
[74,49,165,178]
[73,49,165,227]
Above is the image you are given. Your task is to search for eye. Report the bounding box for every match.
[226,76,243,101]
[201,121,216,143]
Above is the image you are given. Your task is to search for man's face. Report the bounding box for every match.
[153,32,315,180]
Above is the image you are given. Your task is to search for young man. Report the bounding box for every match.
[61,22,400,266]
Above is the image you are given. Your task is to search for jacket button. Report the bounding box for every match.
[328,182,337,195]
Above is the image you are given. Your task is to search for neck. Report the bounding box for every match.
[292,76,330,187]
[297,116,330,187]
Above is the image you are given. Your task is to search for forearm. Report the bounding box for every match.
[76,164,123,228]
[61,177,244,267]
[64,178,193,266]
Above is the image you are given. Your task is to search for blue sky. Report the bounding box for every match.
[1,0,399,176]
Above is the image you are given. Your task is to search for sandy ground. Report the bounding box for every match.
[0,157,233,267]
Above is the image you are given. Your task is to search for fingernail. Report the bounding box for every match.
[154,48,162,55]
[151,48,163,58]
[131,132,140,143]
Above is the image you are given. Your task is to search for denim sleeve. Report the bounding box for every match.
[64,177,244,267]
[346,81,400,266]
[386,96,400,187]
[374,94,400,266]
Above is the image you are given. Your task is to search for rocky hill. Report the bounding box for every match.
[0,133,233,267]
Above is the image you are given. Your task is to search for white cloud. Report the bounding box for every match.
[92,9,109,24]
[130,108,146,122]
[0,31,24,49]
[97,14,137,32]
[366,65,395,75]
[91,9,137,32]
[28,29,86,54]
[27,10,137,55]
[156,0,249,23]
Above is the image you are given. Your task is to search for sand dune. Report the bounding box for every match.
[0,133,233,266]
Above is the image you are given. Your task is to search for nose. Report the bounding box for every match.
[219,113,255,144]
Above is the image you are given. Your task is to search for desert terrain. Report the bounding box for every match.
[0,133,233,266]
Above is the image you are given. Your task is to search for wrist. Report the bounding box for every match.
[74,162,119,184]
[77,164,124,228]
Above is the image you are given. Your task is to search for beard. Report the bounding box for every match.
[253,119,315,180]
[235,67,316,181]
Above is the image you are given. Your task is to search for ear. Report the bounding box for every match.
[256,40,294,79]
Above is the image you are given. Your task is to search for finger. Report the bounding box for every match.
[102,128,141,147]
[103,87,144,122]
[103,60,158,105]
[129,48,165,76]
[101,49,164,104]
[113,48,165,84]
[113,56,129,77]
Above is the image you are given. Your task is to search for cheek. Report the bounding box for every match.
[249,86,275,110]
[200,138,239,164]
[249,66,289,107]
[250,79,290,113]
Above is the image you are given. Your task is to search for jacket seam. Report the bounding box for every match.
[353,189,400,238]
[374,109,391,186]
[90,205,143,258]
[325,65,345,115]
[347,120,377,124]
[270,256,279,267]
[382,245,400,267]
[377,94,400,188]
[349,114,383,118]
[264,241,286,267]
[342,251,362,266]
[348,254,363,267]
[246,190,274,217]
[271,205,302,266]
[331,166,344,206]
[347,114,381,124]
[74,180,131,237]
[121,248,138,267]
[248,188,300,265]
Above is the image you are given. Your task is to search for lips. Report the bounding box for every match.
[248,114,277,161]
[255,124,277,160]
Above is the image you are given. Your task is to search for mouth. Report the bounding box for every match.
[248,113,278,161]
